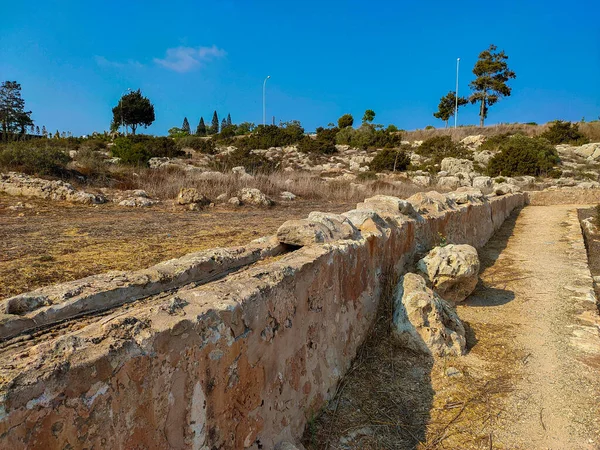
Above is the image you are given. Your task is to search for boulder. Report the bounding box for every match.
[460,135,485,149]
[577,181,600,189]
[228,196,241,206]
[407,191,455,214]
[357,195,419,219]
[231,166,246,175]
[342,209,388,235]
[276,219,332,246]
[216,193,228,202]
[412,175,431,187]
[177,188,210,206]
[392,273,466,356]
[493,183,521,195]
[446,187,486,205]
[280,191,297,201]
[238,188,274,207]
[417,244,480,303]
[307,211,359,240]
[473,150,494,166]
[440,158,474,176]
[472,176,492,189]
[437,176,461,190]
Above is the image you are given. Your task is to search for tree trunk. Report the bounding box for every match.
[479,99,485,127]
[445,120,448,128]
[131,124,137,135]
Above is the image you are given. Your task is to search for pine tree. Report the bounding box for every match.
[35,125,40,135]
[221,118,227,131]
[182,117,191,134]
[42,125,47,137]
[196,117,206,136]
[433,91,468,127]
[54,130,60,139]
[469,44,516,127]
[226,113,232,127]
[211,111,219,134]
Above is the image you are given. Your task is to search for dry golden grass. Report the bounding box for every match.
[404,121,600,143]
[119,167,427,203]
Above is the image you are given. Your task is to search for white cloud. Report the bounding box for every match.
[153,45,226,73]
[95,55,142,69]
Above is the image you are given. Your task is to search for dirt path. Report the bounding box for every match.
[460,205,600,449]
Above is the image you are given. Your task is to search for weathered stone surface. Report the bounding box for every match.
[417,244,480,303]
[357,195,419,219]
[441,158,474,175]
[393,273,466,356]
[342,209,389,235]
[277,219,333,246]
[494,183,522,195]
[177,187,210,206]
[412,175,431,187]
[437,176,461,190]
[307,211,360,240]
[114,189,158,207]
[473,176,493,189]
[447,187,486,205]
[280,191,297,201]
[460,135,485,149]
[0,172,107,204]
[408,191,455,214]
[239,188,274,207]
[228,196,241,206]
[473,150,494,165]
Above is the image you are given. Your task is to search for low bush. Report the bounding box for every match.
[75,148,110,180]
[356,170,377,181]
[298,127,338,154]
[176,136,216,154]
[212,147,277,174]
[479,133,514,151]
[236,123,305,150]
[369,148,410,172]
[112,136,184,165]
[335,124,403,150]
[0,142,71,175]
[415,135,471,164]
[541,120,589,145]
[487,135,560,177]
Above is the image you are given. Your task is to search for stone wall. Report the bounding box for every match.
[527,188,600,206]
[0,190,524,450]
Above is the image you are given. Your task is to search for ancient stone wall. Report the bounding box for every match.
[0,190,524,450]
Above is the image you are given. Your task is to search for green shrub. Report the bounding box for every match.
[416,135,470,164]
[236,123,304,151]
[335,124,402,150]
[112,136,184,165]
[337,114,354,129]
[425,125,435,130]
[541,120,589,145]
[75,147,110,179]
[176,136,216,154]
[0,142,71,175]
[369,148,410,172]
[479,133,514,151]
[356,170,378,181]
[487,135,560,177]
[212,148,277,174]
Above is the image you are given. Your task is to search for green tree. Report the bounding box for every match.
[236,122,255,135]
[54,130,60,139]
[111,89,155,135]
[35,125,40,135]
[226,113,232,127]
[338,114,354,129]
[362,109,376,123]
[221,118,227,131]
[469,44,516,127]
[433,91,468,127]
[0,81,33,139]
[210,111,219,134]
[196,117,206,136]
[41,125,47,137]
[182,117,190,134]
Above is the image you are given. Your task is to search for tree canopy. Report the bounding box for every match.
[433,91,468,127]
[211,111,219,134]
[182,117,190,134]
[469,44,516,127]
[196,117,206,136]
[0,81,33,138]
[338,114,354,129]
[111,89,155,135]
[362,109,376,123]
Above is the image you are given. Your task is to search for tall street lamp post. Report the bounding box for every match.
[263,76,271,126]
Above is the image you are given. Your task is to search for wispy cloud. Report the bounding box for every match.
[153,45,226,73]
[95,55,143,69]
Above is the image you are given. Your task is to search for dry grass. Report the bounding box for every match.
[404,121,600,143]
[119,167,427,203]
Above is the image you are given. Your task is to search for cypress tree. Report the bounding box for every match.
[196,117,206,136]
[221,118,227,131]
[182,117,191,134]
[226,113,232,127]
[211,111,219,134]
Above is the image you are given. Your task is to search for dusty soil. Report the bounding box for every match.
[0,193,353,299]
[307,206,600,449]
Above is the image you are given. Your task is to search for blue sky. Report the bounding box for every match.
[1,0,599,135]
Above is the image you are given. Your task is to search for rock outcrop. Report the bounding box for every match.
[0,172,107,204]
[417,244,480,303]
[239,188,274,207]
[392,273,466,356]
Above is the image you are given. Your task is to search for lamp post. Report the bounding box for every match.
[454,58,460,129]
[263,76,271,126]
[120,88,131,135]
